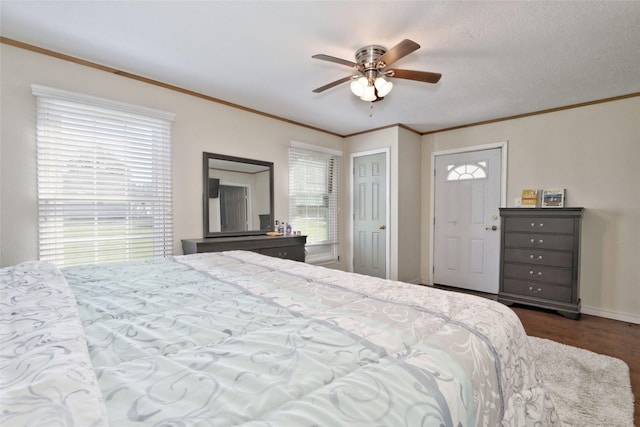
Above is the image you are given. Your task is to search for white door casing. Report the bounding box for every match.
[351,150,389,279]
[432,144,506,293]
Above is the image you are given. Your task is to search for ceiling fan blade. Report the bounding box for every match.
[377,39,420,67]
[312,54,357,68]
[312,75,354,93]
[389,69,442,84]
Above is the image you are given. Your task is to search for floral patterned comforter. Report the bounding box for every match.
[1,250,558,426]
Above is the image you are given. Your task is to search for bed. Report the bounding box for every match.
[1,250,558,426]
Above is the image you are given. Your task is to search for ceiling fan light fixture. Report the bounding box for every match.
[360,85,377,102]
[313,39,440,102]
[350,76,368,97]
[374,77,393,97]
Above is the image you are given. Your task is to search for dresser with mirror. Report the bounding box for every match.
[181,152,306,262]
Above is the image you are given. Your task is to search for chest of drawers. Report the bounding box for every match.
[498,208,584,319]
[181,235,307,262]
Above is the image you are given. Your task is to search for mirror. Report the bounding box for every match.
[203,152,274,238]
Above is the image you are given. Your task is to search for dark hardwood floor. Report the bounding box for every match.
[434,286,639,425]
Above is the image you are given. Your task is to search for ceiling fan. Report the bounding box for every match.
[312,39,442,102]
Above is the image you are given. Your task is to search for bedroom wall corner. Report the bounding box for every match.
[419,138,434,285]
[344,126,423,283]
[420,96,640,323]
[397,127,422,284]
[345,127,398,279]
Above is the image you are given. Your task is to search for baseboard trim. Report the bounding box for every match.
[581,306,640,325]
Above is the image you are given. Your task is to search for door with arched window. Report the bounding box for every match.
[433,148,502,293]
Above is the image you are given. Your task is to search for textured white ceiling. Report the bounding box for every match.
[2,1,639,136]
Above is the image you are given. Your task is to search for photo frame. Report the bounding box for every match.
[521,189,539,207]
[542,188,566,208]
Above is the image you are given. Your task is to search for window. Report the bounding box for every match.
[33,85,175,267]
[289,142,341,264]
[446,161,487,181]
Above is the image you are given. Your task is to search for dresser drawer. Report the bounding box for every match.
[503,279,572,302]
[259,245,305,261]
[503,263,573,285]
[503,248,573,268]
[504,217,574,233]
[504,233,574,250]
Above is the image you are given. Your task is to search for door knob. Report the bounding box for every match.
[379,225,386,230]
[485,225,497,231]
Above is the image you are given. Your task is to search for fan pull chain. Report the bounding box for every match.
[369,101,374,118]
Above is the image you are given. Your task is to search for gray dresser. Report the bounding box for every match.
[498,207,584,319]
[181,235,307,262]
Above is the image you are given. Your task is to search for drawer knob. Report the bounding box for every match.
[528,286,543,294]
[529,254,543,261]
[529,270,543,276]
[530,238,544,245]
[530,222,544,228]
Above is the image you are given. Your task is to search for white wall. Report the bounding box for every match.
[0,44,344,267]
[421,97,640,323]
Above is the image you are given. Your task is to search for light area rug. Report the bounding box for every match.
[528,336,635,427]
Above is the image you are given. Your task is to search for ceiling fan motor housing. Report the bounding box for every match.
[355,45,387,77]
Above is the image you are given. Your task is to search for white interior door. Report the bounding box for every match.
[352,151,387,278]
[433,148,501,293]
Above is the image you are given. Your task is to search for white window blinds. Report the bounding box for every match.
[288,142,341,264]
[33,85,175,267]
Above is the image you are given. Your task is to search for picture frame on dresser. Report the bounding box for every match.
[520,189,539,207]
[541,188,566,208]
[498,207,584,319]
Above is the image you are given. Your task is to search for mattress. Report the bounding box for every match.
[1,250,558,426]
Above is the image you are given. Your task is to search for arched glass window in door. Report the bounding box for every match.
[446,161,487,181]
